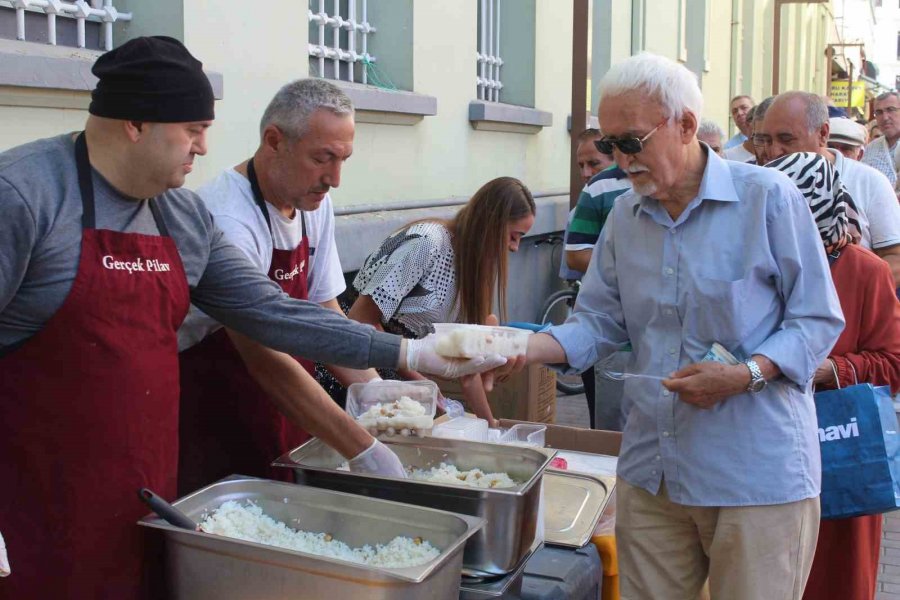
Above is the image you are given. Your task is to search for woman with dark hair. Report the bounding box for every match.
[349,176,536,425]
[768,152,900,600]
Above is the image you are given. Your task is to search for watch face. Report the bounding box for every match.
[749,378,767,393]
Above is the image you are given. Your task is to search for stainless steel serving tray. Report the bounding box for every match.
[543,470,616,548]
[272,436,556,576]
[458,539,541,599]
[138,476,484,600]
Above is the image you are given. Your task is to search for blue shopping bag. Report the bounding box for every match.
[814,383,900,520]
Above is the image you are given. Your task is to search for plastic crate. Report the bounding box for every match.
[521,543,602,600]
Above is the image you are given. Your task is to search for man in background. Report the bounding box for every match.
[760,91,900,287]
[863,91,900,186]
[697,119,725,156]
[828,117,867,162]
[724,94,754,149]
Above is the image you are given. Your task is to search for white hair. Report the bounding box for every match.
[697,119,724,140]
[597,52,703,122]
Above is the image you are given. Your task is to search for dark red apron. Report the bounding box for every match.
[0,133,190,599]
[177,158,313,495]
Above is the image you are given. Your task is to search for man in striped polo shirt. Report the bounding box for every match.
[565,156,632,431]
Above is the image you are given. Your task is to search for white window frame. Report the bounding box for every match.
[677,0,688,63]
[307,0,376,85]
[0,0,131,50]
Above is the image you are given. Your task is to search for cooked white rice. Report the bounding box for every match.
[408,462,519,489]
[357,396,433,431]
[198,500,440,568]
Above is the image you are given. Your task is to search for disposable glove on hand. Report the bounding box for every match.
[347,439,407,478]
[0,530,9,576]
[406,335,507,379]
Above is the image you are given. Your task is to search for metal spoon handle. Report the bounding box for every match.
[603,371,667,382]
[138,488,197,531]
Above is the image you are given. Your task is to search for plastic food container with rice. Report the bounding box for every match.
[137,476,484,600]
[432,323,531,359]
[272,436,555,576]
[346,380,438,438]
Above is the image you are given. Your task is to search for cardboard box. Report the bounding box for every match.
[432,364,557,423]
[499,419,622,456]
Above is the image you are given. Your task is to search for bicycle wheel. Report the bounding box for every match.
[538,288,584,395]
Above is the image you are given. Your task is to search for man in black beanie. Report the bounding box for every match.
[0,36,499,599]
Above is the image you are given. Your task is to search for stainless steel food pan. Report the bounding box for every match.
[273,436,555,575]
[138,476,484,600]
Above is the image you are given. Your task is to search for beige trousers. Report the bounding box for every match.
[616,479,820,600]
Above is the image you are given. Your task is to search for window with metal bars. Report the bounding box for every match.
[0,0,130,50]
[475,0,536,107]
[476,0,502,102]
[308,0,377,85]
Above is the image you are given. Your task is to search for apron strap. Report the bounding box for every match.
[148,200,171,238]
[247,157,308,246]
[75,132,96,230]
[246,158,274,236]
[75,131,171,238]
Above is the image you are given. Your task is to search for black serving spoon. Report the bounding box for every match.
[138,488,198,531]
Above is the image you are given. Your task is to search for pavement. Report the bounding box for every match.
[554,389,591,428]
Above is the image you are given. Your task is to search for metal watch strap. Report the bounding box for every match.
[745,359,764,392]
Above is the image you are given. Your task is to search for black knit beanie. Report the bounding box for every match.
[89,36,215,123]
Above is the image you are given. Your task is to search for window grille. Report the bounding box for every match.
[0,0,131,50]
[476,0,502,102]
[307,0,376,85]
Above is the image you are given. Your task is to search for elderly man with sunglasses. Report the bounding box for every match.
[521,52,844,600]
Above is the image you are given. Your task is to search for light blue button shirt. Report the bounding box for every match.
[723,132,747,150]
[548,151,845,507]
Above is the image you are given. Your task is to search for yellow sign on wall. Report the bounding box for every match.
[830,81,866,109]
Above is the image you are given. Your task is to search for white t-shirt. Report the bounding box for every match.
[178,168,346,350]
[724,144,755,163]
[831,150,900,250]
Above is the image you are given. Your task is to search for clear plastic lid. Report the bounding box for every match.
[430,417,489,442]
[499,424,546,447]
[432,323,531,359]
[346,380,438,437]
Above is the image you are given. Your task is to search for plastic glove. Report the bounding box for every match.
[406,335,507,378]
[347,439,407,478]
[0,530,9,576]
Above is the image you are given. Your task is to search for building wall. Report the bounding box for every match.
[873,1,900,91]
[0,0,834,199]
[174,0,573,209]
[0,0,834,322]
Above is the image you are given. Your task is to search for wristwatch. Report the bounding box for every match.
[744,359,767,393]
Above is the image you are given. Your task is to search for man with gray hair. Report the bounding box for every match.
[520,52,843,599]
[696,119,724,156]
[177,78,402,492]
[759,91,900,286]
[862,91,900,185]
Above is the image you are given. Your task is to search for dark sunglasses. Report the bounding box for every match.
[594,120,666,155]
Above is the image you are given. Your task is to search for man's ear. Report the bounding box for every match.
[818,123,830,148]
[681,111,698,142]
[261,125,287,155]
[123,120,144,142]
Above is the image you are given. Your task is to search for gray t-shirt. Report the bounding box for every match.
[0,134,399,369]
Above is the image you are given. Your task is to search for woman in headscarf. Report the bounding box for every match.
[768,152,900,600]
